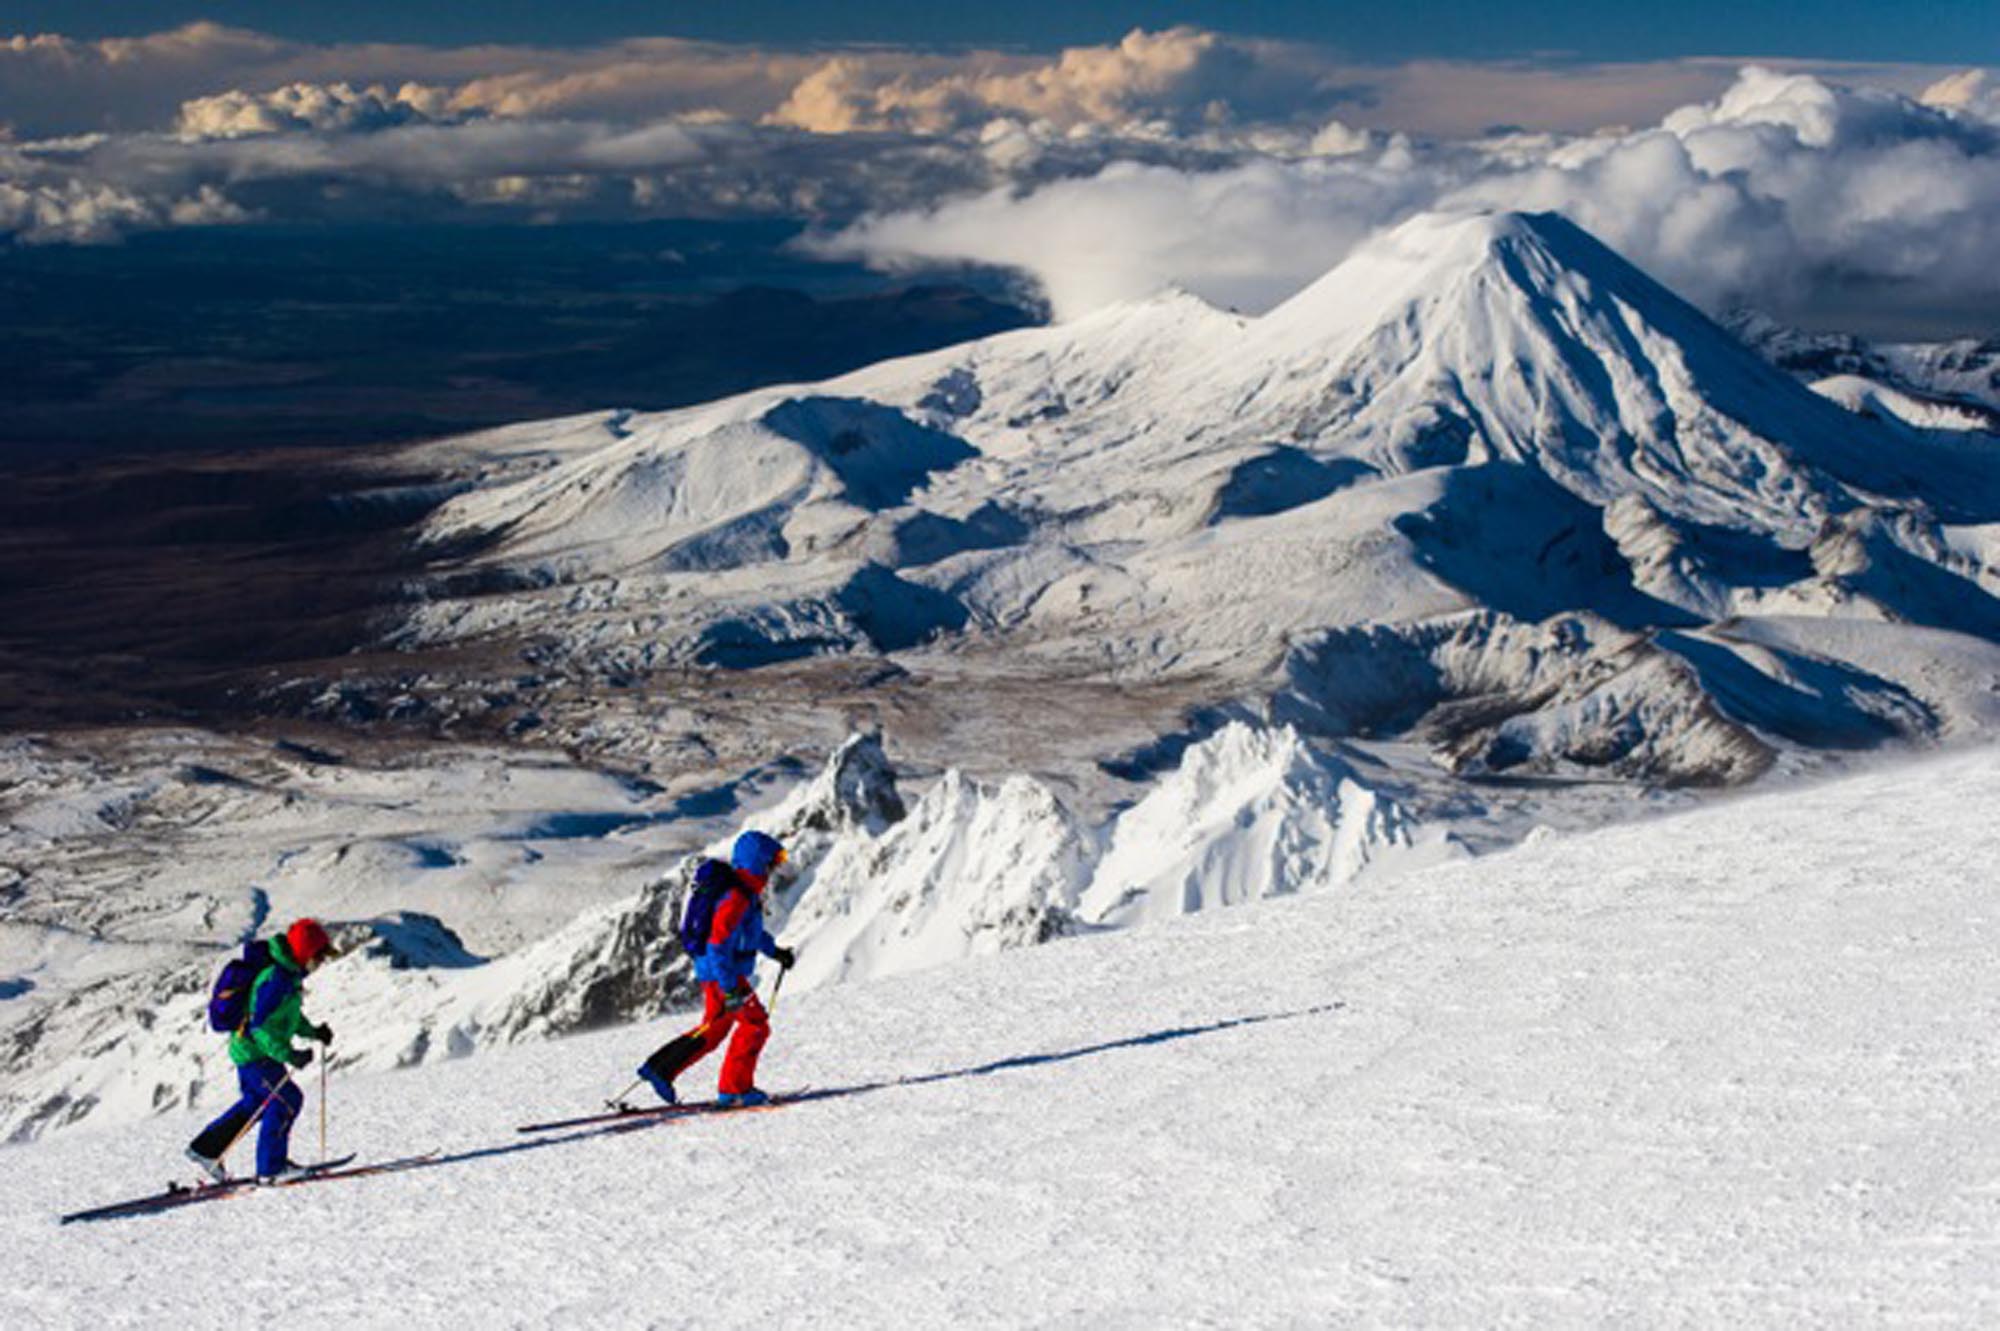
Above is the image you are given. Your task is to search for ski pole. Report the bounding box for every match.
[766,966,787,1020]
[219,1067,296,1164]
[318,1050,328,1162]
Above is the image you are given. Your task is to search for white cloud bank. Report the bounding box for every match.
[817,66,2000,332]
[0,23,1822,142]
[175,82,461,138]
[0,23,1995,334]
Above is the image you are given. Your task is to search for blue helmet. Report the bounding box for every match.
[731,830,786,878]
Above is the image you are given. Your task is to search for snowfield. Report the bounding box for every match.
[7,744,1999,1326]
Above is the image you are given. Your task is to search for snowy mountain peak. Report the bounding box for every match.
[1259,209,1580,327]
[1080,722,1446,927]
[1253,209,1659,359]
[1240,209,1894,529]
[780,731,909,838]
[774,766,1095,990]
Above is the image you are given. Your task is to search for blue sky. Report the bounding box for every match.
[14,1,2000,64]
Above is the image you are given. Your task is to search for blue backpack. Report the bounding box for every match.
[677,860,737,956]
[207,940,268,1033]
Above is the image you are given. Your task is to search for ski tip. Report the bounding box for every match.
[57,1151,430,1223]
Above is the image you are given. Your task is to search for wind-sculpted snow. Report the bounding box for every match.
[775,770,1095,990]
[1079,723,1455,927]
[698,726,1435,990]
[744,724,1445,988]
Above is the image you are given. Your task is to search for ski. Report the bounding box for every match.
[515,1101,695,1134]
[517,1087,815,1134]
[58,1151,431,1226]
[295,1152,361,1173]
[266,1149,436,1189]
[60,1177,255,1225]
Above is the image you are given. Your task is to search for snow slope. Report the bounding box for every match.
[7,743,2000,1326]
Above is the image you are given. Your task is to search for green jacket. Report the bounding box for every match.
[227,937,317,1067]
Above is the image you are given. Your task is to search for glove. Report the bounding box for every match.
[721,985,751,1012]
[313,1023,334,1045]
[289,1048,314,1070]
[772,945,796,971]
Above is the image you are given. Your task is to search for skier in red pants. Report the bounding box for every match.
[638,831,794,1107]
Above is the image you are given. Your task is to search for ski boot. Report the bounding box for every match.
[184,1147,228,1186]
[636,1065,677,1106]
[717,1088,770,1108]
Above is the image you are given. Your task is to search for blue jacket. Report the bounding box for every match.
[694,877,779,990]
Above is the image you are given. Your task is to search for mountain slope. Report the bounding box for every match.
[398,210,2000,792]
[8,743,2000,1324]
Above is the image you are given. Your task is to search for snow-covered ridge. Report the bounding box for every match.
[1729,309,2000,416]
[0,725,1436,1140]
[1810,373,2000,435]
[1078,722,1455,927]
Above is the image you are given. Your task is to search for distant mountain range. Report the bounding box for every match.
[1726,309,2000,417]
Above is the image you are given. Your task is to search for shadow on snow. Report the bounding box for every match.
[418,1002,1345,1174]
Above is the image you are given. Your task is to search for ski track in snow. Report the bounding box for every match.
[7,745,2000,1326]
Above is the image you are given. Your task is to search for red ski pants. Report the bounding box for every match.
[649,980,769,1094]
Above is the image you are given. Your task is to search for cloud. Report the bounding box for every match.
[815,66,2000,335]
[1,21,1966,142]
[1923,69,2000,121]
[0,25,842,139]
[175,82,459,138]
[441,40,844,123]
[1,111,1011,240]
[815,152,1451,317]
[1,23,1995,336]
[0,177,152,244]
[0,161,250,244]
[0,23,301,136]
[765,27,1344,136]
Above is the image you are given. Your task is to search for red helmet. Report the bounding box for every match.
[286,918,332,968]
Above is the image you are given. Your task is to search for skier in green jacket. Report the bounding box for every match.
[186,919,335,1182]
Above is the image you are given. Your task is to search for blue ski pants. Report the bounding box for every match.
[193,1059,302,1176]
